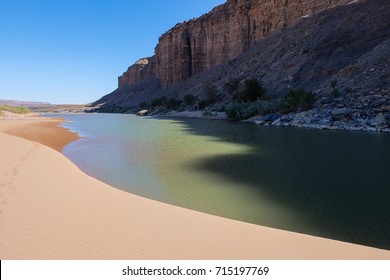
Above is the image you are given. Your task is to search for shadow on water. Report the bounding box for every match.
[160,117,390,250]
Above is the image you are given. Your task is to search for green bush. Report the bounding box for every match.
[198,100,207,110]
[202,110,214,117]
[225,100,278,120]
[279,89,316,113]
[150,96,181,111]
[166,97,181,110]
[0,105,31,114]
[184,94,196,106]
[151,96,167,108]
[138,101,149,109]
[225,102,254,120]
[102,105,126,113]
[209,103,226,112]
[239,78,265,102]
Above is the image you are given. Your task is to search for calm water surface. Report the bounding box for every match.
[51,114,390,250]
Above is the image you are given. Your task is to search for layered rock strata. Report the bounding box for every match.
[118,0,351,89]
[95,0,389,133]
[118,57,155,88]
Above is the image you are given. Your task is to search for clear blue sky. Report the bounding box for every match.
[0,0,225,104]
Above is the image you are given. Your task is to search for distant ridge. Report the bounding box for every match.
[0,100,53,108]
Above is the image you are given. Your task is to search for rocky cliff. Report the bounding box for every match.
[118,0,351,89]
[96,0,390,131]
[154,0,351,88]
[118,57,155,88]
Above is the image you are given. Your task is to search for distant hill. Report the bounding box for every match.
[0,100,53,108]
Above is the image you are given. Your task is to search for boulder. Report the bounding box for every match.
[271,118,282,126]
[258,113,280,122]
[374,113,386,124]
[317,118,332,126]
[136,110,148,116]
[281,115,294,123]
[331,108,352,120]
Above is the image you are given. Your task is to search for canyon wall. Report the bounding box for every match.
[118,57,155,88]
[118,0,351,89]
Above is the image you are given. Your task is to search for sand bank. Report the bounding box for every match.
[0,112,78,152]
[1,116,389,259]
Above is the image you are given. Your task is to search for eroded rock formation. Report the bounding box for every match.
[118,0,351,89]
[118,57,155,88]
[96,0,390,132]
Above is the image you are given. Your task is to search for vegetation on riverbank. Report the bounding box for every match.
[0,105,31,114]
[94,75,389,133]
[133,78,316,121]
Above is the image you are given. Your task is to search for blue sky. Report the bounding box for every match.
[0,0,225,104]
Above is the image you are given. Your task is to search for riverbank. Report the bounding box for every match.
[0,111,79,152]
[1,114,390,259]
[253,108,390,133]
[159,108,390,133]
[164,110,228,119]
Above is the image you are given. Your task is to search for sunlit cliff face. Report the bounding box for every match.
[119,0,351,89]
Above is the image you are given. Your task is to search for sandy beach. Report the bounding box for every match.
[0,111,79,152]
[0,114,390,259]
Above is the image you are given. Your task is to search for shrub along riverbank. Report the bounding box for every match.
[0,105,31,114]
[97,77,390,133]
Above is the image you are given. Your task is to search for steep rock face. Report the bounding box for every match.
[119,0,351,89]
[154,0,351,88]
[118,57,155,88]
[95,0,390,129]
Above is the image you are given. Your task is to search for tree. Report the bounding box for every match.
[184,94,196,106]
[279,89,316,113]
[240,78,265,102]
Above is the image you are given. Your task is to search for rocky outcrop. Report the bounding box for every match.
[263,88,390,132]
[154,0,351,88]
[118,0,351,89]
[96,0,389,133]
[118,57,155,88]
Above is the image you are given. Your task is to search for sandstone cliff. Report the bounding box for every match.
[95,0,390,132]
[118,0,351,89]
[118,57,155,88]
[157,0,389,132]
[154,0,351,88]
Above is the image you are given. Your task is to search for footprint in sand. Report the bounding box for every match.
[11,167,18,176]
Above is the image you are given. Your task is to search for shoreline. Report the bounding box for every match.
[1,114,390,259]
[0,112,79,152]
[47,109,390,133]
[155,110,390,133]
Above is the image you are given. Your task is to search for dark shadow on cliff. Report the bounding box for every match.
[158,117,390,250]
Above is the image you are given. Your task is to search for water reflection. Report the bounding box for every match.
[167,117,390,249]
